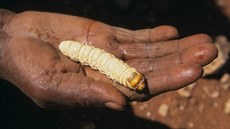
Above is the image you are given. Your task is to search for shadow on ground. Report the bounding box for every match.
[60,106,170,129]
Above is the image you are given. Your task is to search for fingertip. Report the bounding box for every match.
[104,96,127,111]
[104,90,127,111]
[169,64,203,90]
[163,25,180,38]
[150,25,179,42]
[182,43,218,66]
[204,43,218,64]
[145,63,203,96]
[195,34,213,43]
[180,34,213,50]
[91,81,127,110]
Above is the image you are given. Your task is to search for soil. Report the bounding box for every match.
[0,0,230,129]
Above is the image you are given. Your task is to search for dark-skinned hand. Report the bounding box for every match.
[0,9,217,110]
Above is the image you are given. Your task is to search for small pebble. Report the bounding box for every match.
[222,83,230,91]
[224,99,230,115]
[158,104,169,117]
[188,122,194,128]
[177,83,196,98]
[131,101,137,106]
[139,103,148,110]
[179,105,185,111]
[220,73,230,91]
[177,89,191,98]
[146,111,151,117]
[210,91,220,99]
[220,73,230,83]
[203,86,220,99]
[198,104,204,112]
[213,102,219,107]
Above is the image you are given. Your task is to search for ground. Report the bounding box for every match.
[0,0,230,129]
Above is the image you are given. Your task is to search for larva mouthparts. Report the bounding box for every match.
[59,40,146,91]
[128,72,145,91]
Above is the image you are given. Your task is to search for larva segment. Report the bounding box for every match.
[59,40,145,91]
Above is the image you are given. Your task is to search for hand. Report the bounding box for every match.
[0,9,217,110]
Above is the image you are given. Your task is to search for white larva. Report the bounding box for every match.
[59,40,145,91]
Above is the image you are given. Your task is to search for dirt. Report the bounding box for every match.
[0,0,230,129]
[132,78,230,129]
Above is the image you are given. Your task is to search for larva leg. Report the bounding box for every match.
[59,41,146,91]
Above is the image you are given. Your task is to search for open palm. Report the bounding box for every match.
[0,9,217,110]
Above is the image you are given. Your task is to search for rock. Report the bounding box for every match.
[158,104,169,117]
[224,99,230,115]
[210,91,220,99]
[139,103,148,111]
[131,101,138,106]
[188,122,194,128]
[179,105,185,111]
[203,85,220,99]
[220,73,230,91]
[177,83,196,98]
[220,73,230,83]
[222,83,230,91]
[146,111,151,117]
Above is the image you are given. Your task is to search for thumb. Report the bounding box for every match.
[38,73,127,110]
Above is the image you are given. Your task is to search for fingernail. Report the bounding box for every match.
[105,102,124,111]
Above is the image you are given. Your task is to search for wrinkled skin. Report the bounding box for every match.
[0,9,217,110]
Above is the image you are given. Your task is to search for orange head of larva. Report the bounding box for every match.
[137,82,145,91]
[128,72,145,91]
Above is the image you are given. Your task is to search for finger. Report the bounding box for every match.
[114,25,179,43]
[34,73,127,110]
[146,64,203,94]
[0,9,15,25]
[128,64,203,101]
[120,34,213,59]
[126,43,218,73]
